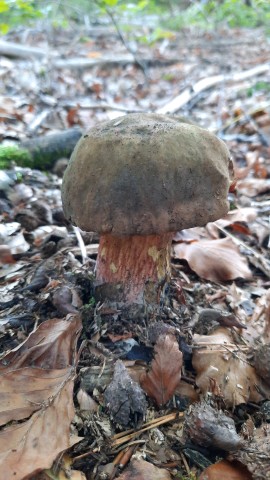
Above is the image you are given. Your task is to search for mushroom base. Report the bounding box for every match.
[95,233,173,305]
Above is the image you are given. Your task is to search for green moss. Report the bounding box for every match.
[0,145,32,169]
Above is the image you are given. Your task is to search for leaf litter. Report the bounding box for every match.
[0,314,82,478]
[0,20,270,480]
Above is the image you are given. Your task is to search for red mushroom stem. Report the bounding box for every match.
[96,233,173,305]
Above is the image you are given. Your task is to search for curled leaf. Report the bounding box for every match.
[173,237,251,282]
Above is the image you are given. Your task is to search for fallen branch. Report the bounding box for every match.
[157,63,270,114]
[59,100,144,113]
[52,55,180,69]
[0,40,47,59]
[0,128,82,170]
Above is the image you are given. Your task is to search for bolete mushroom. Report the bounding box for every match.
[62,113,233,306]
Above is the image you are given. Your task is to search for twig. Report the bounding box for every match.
[218,101,270,134]
[60,101,144,113]
[103,5,148,78]
[111,412,182,447]
[214,223,270,279]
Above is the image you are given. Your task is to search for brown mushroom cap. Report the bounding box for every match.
[62,113,232,236]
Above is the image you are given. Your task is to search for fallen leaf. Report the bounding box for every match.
[0,245,16,264]
[0,314,81,370]
[236,178,270,196]
[107,332,133,342]
[199,460,252,480]
[0,315,82,478]
[77,388,99,412]
[173,237,251,282]
[218,207,257,226]
[117,458,172,480]
[192,327,270,407]
[140,334,182,406]
[0,377,80,479]
[0,367,73,426]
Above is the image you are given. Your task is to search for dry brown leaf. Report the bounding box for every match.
[199,460,252,480]
[117,458,172,480]
[218,207,257,225]
[236,178,270,197]
[0,376,80,479]
[0,367,72,426]
[206,207,257,238]
[174,380,199,403]
[0,315,82,479]
[0,314,81,370]
[35,454,87,480]
[192,327,270,407]
[173,237,251,282]
[140,334,182,406]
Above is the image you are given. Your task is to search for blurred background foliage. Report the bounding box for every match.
[1,0,270,37]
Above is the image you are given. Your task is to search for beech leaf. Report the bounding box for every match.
[0,314,82,478]
[117,458,172,480]
[199,460,252,480]
[140,334,182,406]
[0,377,79,479]
[236,178,270,197]
[173,237,251,282]
[192,328,270,407]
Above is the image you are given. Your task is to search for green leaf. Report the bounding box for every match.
[0,23,9,33]
[0,0,9,13]
[102,0,119,6]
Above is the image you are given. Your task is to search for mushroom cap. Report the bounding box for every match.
[62,113,233,236]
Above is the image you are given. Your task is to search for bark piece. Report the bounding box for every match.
[184,400,242,451]
[104,360,147,427]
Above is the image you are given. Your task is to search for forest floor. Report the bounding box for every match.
[0,22,270,480]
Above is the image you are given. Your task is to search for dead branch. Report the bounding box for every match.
[157,64,270,114]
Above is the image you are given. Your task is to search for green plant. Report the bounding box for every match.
[247,80,270,97]
[0,0,43,34]
[0,145,31,169]
[175,472,198,480]
[162,0,270,31]
[87,296,96,308]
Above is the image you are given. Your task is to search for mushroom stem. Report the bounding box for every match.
[96,233,173,305]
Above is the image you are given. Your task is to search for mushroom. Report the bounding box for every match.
[62,113,233,306]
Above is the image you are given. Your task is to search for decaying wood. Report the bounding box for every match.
[52,55,180,69]
[22,128,80,169]
[0,40,47,59]
[157,63,270,114]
